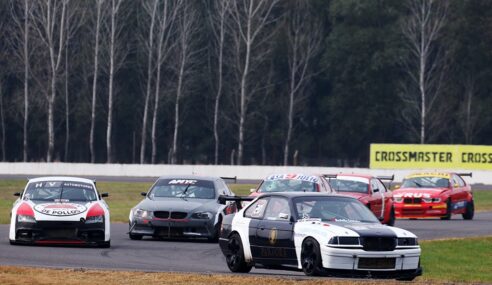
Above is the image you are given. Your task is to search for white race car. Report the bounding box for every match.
[219,192,422,280]
[9,176,110,247]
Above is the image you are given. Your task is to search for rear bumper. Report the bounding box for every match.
[14,220,107,245]
[394,202,447,218]
[129,218,216,238]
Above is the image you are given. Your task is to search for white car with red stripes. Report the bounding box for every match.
[9,176,110,247]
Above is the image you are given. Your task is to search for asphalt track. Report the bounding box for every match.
[1,212,491,275]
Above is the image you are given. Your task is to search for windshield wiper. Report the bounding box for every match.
[180,184,192,198]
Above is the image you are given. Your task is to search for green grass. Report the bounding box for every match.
[420,236,492,283]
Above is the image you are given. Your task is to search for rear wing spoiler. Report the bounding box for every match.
[457,173,472,178]
[221,176,237,183]
[376,175,394,181]
[323,174,338,179]
[218,195,254,210]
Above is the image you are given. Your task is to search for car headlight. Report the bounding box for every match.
[85,215,104,224]
[191,212,212,219]
[423,198,441,203]
[423,198,432,203]
[17,215,36,223]
[394,197,403,203]
[397,237,419,246]
[133,209,153,219]
[328,236,360,245]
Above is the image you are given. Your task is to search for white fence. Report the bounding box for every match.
[0,162,491,184]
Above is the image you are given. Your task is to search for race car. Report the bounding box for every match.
[128,175,237,241]
[9,176,110,247]
[392,172,474,220]
[218,192,422,280]
[326,174,395,226]
[249,173,334,198]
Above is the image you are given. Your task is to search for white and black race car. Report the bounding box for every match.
[9,176,110,247]
[218,192,422,280]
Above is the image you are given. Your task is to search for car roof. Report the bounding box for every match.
[257,191,356,200]
[335,173,374,179]
[405,172,452,179]
[28,176,95,184]
[157,175,221,181]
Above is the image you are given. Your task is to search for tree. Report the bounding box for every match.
[400,0,449,143]
[230,0,280,165]
[283,0,322,165]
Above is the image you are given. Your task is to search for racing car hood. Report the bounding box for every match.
[392,187,448,198]
[135,197,218,213]
[20,200,98,221]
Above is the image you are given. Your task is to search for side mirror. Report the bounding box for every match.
[278,213,289,220]
[250,188,256,193]
[101,193,109,198]
[13,192,21,197]
[141,192,147,197]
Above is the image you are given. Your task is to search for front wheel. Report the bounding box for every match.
[301,237,324,276]
[129,233,143,240]
[98,241,111,248]
[386,207,395,226]
[462,200,474,220]
[440,199,452,220]
[226,233,252,273]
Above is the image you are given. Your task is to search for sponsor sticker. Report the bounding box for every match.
[34,203,87,216]
[168,179,197,185]
[266,174,319,183]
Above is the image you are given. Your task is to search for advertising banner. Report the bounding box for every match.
[370,144,492,169]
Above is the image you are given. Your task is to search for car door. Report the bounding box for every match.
[451,174,468,212]
[244,197,269,258]
[369,179,383,218]
[253,197,296,265]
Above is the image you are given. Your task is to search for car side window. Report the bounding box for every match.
[244,198,268,219]
[370,179,379,194]
[375,179,387,193]
[453,175,465,187]
[263,197,291,221]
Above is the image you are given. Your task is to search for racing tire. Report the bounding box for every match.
[397,276,416,281]
[301,237,324,276]
[9,240,18,245]
[226,233,252,273]
[386,207,395,226]
[129,233,143,240]
[462,200,474,220]
[440,199,452,220]
[98,241,111,248]
[208,219,222,243]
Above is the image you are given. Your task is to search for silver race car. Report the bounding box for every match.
[9,176,111,247]
[129,175,236,241]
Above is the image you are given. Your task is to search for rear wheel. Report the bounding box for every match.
[440,199,452,220]
[386,207,395,226]
[301,237,324,276]
[129,233,143,240]
[98,241,111,248]
[462,200,474,220]
[226,233,252,273]
[9,240,18,245]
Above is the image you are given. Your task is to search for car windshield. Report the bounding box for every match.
[149,179,216,199]
[293,196,379,223]
[401,176,449,188]
[329,179,368,193]
[258,179,317,193]
[23,181,98,202]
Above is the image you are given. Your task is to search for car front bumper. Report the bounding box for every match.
[394,202,447,218]
[129,218,216,238]
[14,220,107,245]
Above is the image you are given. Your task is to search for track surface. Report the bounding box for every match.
[1,212,492,274]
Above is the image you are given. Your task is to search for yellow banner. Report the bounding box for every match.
[370,144,492,170]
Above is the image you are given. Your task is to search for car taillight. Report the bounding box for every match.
[17,202,34,216]
[86,204,104,217]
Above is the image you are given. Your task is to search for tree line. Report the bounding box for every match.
[0,0,491,166]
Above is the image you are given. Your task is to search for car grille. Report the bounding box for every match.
[361,237,396,251]
[154,211,188,219]
[358,257,396,269]
[402,208,424,216]
[404,198,421,204]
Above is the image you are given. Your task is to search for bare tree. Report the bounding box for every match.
[169,1,201,164]
[105,0,126,163]
[230,0,280,165]
[9,0,32,161]
[150,0,181,164]
[89,0,106,163]
[30,0,75,162]
[139,0,158,164]
[207,0,232,165]
[400,0,449,143]
[0,83,5,161]
[458,76,489,144]
[283,0,322,165]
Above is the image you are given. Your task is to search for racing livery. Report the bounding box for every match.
[327,174,395,226]
[9,177,110,247]
[392,172,474,220]
[219,193,422,280]
[128,175,236,241]
[249,173,334,197]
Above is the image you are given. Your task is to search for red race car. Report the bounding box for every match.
[249,173,333,198]
[326,173,396,226]
[392,172,474,220]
